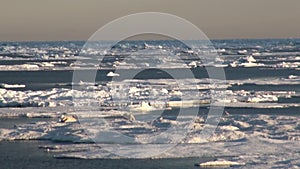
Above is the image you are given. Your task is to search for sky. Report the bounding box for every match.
[0,0,300,41]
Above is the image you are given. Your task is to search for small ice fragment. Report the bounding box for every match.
[129,102,155,112]
[252,52,261,56]
[123,113,135,121]
[246,56,256,62]
[219,125,239,131]
[288,75,298,79]
[38,62,55,67]
[232,121,251,130]
[240,62,264,67]
[23,64,40,70]
[188,61,198,68]
[160,88,168,94]
[59,114,78,123]
[237,49,247,55]
[170,90,182,96]
[107,72,120,77]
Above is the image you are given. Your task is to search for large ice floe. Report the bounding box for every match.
[0,78,299,109]
[1,113,299,168]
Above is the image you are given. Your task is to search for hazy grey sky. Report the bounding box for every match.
[1,0,300,41]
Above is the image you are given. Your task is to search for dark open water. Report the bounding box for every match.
[0,141,204,169]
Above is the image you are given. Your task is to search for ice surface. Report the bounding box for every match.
[0,40,299,166]
[198,160,246,167]
[0,83,26,89]
[0,39,299,70]
[1,114,298,144]
[3,112,296,163]
[0,77,298,109]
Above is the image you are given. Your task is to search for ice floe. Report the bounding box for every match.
[0,77,298,110]
[0,83,26,89]
[197,160,246,167]
[230,56,265,67]
[1,114,298,143]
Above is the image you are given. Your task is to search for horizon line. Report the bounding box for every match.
[1,37,300,43]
